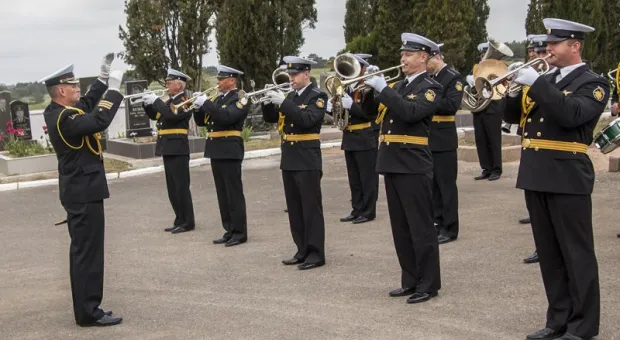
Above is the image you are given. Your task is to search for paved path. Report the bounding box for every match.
[1,148,619,339]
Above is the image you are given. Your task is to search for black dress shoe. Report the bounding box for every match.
[340,214,357,222]
[406,291,438,304]
[79,314,123,327]
[103,310,112,316]
[526,328,564,339]
[225,238,247,247]
[170,226,193,234]
[438,235,455,244]
[475,172,491,180]
[282,258,303,265]
[164,226,177,232]
[213,237,230,244]
[389,287,416,297]
[488,173,501,181]
[524,251,539,264]
[352,216,371,224]
[297,261,325,270]
[519,217,531,224]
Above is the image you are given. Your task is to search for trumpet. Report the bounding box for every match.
[476,55,551,101]
[124,89,167,105]
[238,67,294,105]
[325,53,403,97]
[608,67,618,81]
[170,86,219,112]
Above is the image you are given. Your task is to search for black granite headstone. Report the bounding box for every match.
[125,80,152,137]
[9,100,32,140]
[0,90,11,132]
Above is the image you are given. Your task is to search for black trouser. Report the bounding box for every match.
[432,150,459,239]
[282,170,325,264]
[473,111,502,175]
[524,190,599,338]
[63,201,106,325]
[211,159,247,240]
[344,149,378,219]
[384,173,441,292]
[163,155,195,229]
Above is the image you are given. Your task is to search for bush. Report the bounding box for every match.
[0,122,53,157]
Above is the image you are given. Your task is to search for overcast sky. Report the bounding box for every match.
[0,0,529,85]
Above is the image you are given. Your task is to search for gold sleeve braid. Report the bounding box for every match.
[56,107,103,156]
[375,82,398,125]
[616,62,619,98]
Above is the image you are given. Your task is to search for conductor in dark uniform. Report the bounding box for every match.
[364,33,442,304]
[504,18,607,340]
[327,53,380,224]
[142,69,196,234]
[426,43,464,244]
[41,58,124,326]
[470,41,511,181]
[192,65,250,247]
[262,56,328,270]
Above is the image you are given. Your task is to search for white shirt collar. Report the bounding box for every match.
[220,88,237,97]
[406,70,427,85]
[296,83,311,96]
[434,64,448,76]
[556,62,586,82]
[172,92,184,100]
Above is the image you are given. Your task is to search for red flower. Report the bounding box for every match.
[16,128,24,136]
[6,121,12,128]
[42,125,48,135]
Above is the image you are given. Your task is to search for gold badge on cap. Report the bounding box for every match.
[425,89,436,102]
[236,101,244,109]
[593,86,605,102]
[455,81,463,91]
[316,98,325,108]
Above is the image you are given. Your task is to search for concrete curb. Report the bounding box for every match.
[1,141,343,192]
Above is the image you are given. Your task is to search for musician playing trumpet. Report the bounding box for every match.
[262,56,328,270]
[142,69,196,234]
[327,53,380,225]
[192,65,250,247]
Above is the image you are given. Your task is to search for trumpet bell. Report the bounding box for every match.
[272,68,291,85]
[333,53,362,79]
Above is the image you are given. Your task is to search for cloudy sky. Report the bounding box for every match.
[0,0,529,85]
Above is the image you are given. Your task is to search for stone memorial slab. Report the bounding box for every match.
[125,80,152,137]
[9,100,31,140]
[0,91,11,151]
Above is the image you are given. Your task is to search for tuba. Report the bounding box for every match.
[461,38,514,112]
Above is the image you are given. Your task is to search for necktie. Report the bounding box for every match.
[550,69,562,84]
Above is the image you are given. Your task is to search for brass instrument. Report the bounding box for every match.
[124,89,167,105]
[608,67,618,81]
[170,86,219,112]
[461,38,514,112]
[476,55,551,102]
[238,67,294,105]
[325,53,403,130]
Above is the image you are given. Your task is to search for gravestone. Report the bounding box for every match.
[9,100,32,140]
[80,76,109,150]
[0,91,12,151]
[125,80,152,137]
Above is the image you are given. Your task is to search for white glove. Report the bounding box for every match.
[466,75,474,87]
[326,97,333,112]
[508,61,524,72]
[364,74,387,93]
[513,66,540,86]
[193,94,208,108]
[99,53,115,79]
[107,70,124,92]
[142,93,157,106]
[266,90,285,106]
[341,94,353,109]
[365,65,379,74]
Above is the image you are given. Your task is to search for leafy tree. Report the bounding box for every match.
[215,0,317,89]
[118,0,218,90]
